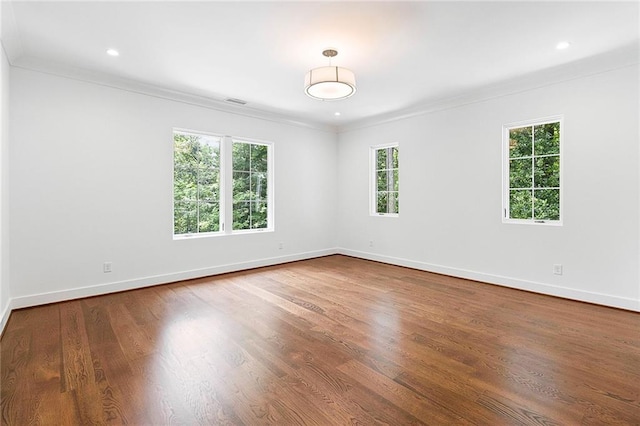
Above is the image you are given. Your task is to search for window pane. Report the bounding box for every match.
[232,201,250,230]
[377,192,388,214]
[198,136,220,169]
[233,171,251,201]
[198,168,219,201]
[174,201,198,234]
[174,133,220,167]
[198,202,220,233]
[377,170,388,192]
[391,147,399,169]
[534,189,560,220]
[509,190,532,219]
[509,126,532,158]
[534,122,560,156]
[389,192,399,214]
[376,148,387,171]
[534,156,560,188]
[232,142,250,171]
[392,169,399,192]
[250,144,268,172]
[386,169,395,193]
[174,131,222,235]
[233,141,271,231]
[174,134,201,168]
[251,202,268,229]
[252,172,267,200]
[174,165,197,201]
[509,158,532,188]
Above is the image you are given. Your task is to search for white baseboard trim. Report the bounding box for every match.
[0,299,13,336]
[3,247,638,336]
[337,248,640,312]
[3,249,338,330]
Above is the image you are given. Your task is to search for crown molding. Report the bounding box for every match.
[10,56,338,134]
[338,42,640,134]
[1,0,24,61]
[5,35,638,137]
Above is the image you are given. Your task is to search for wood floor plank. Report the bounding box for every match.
[59,300,107,425]
[104,297,158,362]
[1,304,78,425]
[2,255,640,424]
[476,390,561,425]
[337,359,469,424]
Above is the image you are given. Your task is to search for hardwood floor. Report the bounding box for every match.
[1,255,639,425]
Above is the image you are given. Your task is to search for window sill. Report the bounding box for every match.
[229,228,274,235]
[502,219,563,226]
[173,228,274,240]
[173,232,223,240]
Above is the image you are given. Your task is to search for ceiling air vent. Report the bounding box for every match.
[224,98,247,106]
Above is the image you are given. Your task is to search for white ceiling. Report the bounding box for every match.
[2,1,639,130]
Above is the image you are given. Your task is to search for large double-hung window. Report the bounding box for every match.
[173,129,273,237]
[232,141,269,230]
[173,131,222,234]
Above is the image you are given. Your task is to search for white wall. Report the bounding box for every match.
[0,42,10,329]
[4,59,639,324]
[9,68,337,306]
[337,65,640,311]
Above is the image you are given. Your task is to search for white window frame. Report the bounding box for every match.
[173,129,274,239]
[370,142,399,217]
[502,115,563,226]
[229,137,275,234]
[172,128,225,239]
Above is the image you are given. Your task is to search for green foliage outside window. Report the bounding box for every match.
[174,132,221,234]
[375,146,399,214]
[174,132,271,235]
[233,142,269,230]
[508,121,560,221]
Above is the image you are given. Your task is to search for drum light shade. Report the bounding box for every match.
[305,65,356,100]
[304,49,356,101]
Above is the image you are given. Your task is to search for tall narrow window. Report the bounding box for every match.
[173,130,221,235]
[371,144,399,216]
[232,140,271,230]
[503,117,562,224]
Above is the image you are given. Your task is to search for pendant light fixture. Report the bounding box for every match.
[304,49,356,101]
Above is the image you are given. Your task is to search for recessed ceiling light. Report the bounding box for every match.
[556,41,571,50]
[106,48,120,57]
[334,112,341,117]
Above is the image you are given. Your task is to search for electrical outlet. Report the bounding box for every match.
[553,264,563,275]
[369,240,374,247]
[103,262,112,273]
[278,242,284,250]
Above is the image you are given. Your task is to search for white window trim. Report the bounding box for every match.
[370,142,399,218]
[172,129,274,239]
[172,128,225,239]
[502,115,564,226]
[230,137,275,234]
